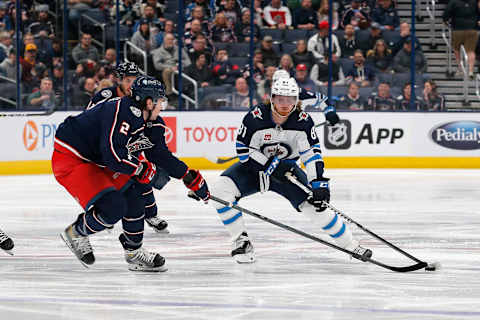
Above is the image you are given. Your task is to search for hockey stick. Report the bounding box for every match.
[206,122,327,165]
[284,172,438,271]
[0,105,57,118]
[209,195,427,272]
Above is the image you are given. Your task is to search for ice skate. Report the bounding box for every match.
[60,224,95,267]
[0,229,14,255]
[124,247,167,272]
[347,241,372,262]
[231,232,255,264]
[145,216,169,234]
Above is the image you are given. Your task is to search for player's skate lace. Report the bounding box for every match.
[231,232,255,263]
[145,216,169,233]
[60,225,95,266]
[125,247,167,272]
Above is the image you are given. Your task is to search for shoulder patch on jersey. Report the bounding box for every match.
[101,90,113,98]
[298,111,309,121]
[130,106,142,118]
[251,106,263,120]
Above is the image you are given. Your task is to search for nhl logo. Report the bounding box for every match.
[324,120,351,149]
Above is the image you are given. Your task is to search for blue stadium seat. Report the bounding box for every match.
[229,43,252,57]
[359,86,374,99]
[261,29,284,42]
[331,86,348,101]
[213,42,231,52]
[339,58,354,75]
[229,56,249,67]
[383,30,402,49]
[284,29,308,43]
[81,9,107,24]
[334,30,345,40]
[282,43,297,55]
[376,72,394,85]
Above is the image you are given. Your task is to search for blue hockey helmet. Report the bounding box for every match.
[130,76,167,109]
[115,62,139,78]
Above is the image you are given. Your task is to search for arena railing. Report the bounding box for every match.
[124,41,148,76]
[426,0,436,49]
[475,74,480,100]
[171,71,199,109]
[441,24,454,78]
[78,14,106,55]
[0,75,16,108]
[459,44,470,106]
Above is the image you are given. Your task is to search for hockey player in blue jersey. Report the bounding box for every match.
[52,76,209,271]
[0,228,14,255]
[209,77,371,263]
[88,62,171,234]
[272,69,340,126]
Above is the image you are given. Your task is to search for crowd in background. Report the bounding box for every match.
[3,0,472,112]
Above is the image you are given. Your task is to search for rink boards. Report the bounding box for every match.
[0,111,478,174]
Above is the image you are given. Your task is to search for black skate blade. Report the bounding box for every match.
[60,233,90,269]
[128,265,168,272]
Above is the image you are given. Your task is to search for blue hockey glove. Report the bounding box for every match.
[310,178,330,212]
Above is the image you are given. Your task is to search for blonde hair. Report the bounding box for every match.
[96,79,114,92]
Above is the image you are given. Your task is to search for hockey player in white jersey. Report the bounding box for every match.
[272,69,339,126]
[209,77,372,263]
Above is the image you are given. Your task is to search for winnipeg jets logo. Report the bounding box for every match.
[126,134,154,157]
[327,123,348,147]
[130,106,142,117]
[298,111,309,121]
[251,107,263,119]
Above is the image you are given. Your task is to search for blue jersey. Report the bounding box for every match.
[236,104,324,184]
[86,86,122,110]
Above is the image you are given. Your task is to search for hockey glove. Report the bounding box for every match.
[259,156,280,193]
[134,160,157,185]
[325,109,340,126]
[310,178,330,212]
[183,169,210,202]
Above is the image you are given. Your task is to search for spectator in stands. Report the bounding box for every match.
[141,0,164,23]
[391,22,422,56]
[337,81,367,110]
[20,43,38,92]
[317,0,339,30]
[396,82,425,111]
[392,37,427,74]
[263,0,292,29]
[184,19,205,51]
[156,19,175,46]
[367,82,396,110]
[294,0,318,30]
[26,77,56,109]
[185,53,212,89]
[358,22,383,53]
[188,34,213,65]
[311,52,346,86]
[96,78,114,93]
[366,39,393,72]
[31,62,49,88]
[307,21,341,63]
[51,38,63,60]
[346,49,375,86]
[258,65,276,101]
[131,18,158,54]
[211,11,237,43]
[241,49,265,87]
[28,4,54,39]
[422,79,445,111]
[443,0,478,78]
[72,33,100,65]
[292,39,316,72]
[278,53,295,77]
[253,0,265,27]
[0,2,12,32]
[151,32,191,98]
[371,0,399,31]
[51,62,65,99]
[212,48,241,85]
[259,35,279,67]
[102,48,116,66]
[72,77,96,108]
[20,32,35,57]
[295,63,317,91]
[339,24,360,59]
[68,0,94,29]
[221,0,242,27]
[0,31,12,63]
[235,8,261,43]
[185,6,210,34]
[340,0,370,30]
[109,0,140,28]
[185,0,212,21]
[230,76,260,108]
[134,4,162,34]
[0,48,17,79]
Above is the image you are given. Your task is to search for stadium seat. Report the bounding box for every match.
[383,30,402,49]
[334,30,344,40]
[213,42,231,52]
[284,29,308,43]
[229,43,252,57]
[331,86,348,100]
[359,86,374,99]
[339,58,354,75]
[229,56,249,67]
[376,72,394,85]
[261,29,284,42]
[282,43,297,55]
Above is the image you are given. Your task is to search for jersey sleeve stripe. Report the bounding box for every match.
[109,100,123,163]
[238,154,249,161]
[299,149,309,155]
[236,142,247,148]
[303,154,323,166]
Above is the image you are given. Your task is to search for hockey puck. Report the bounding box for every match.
[425,262,441,271]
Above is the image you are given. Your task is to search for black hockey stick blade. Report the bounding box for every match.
[210,195,427,273]
[205,155,238,164]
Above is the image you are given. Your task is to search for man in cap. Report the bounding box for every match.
[307,21,341,63]
[295,64,316,92]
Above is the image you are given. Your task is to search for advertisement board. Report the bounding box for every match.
[0,111,478,174]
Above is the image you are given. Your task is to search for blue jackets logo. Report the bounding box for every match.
[430,121,480,150]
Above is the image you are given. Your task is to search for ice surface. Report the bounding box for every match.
[0,169,479,320]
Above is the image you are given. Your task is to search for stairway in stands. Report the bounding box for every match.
[396,0,480,110]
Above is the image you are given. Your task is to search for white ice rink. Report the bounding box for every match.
[0,169,479,320]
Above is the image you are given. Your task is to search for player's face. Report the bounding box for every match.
[122,76,136,94]
[272,95,296,116]
[148,97,168,120]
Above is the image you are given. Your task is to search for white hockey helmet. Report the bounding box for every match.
[270,77,299,117]
[272,69,290,82]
